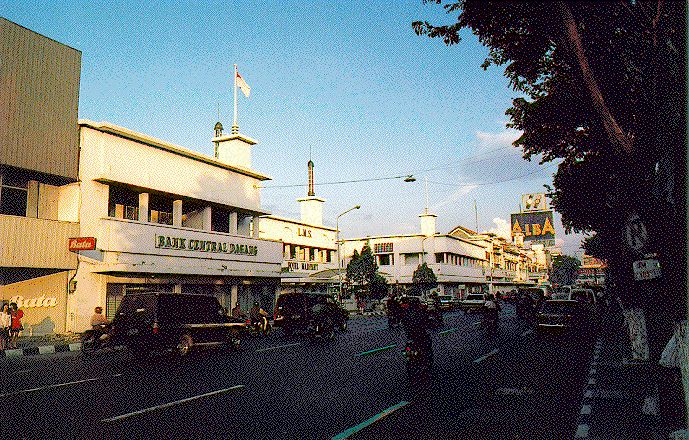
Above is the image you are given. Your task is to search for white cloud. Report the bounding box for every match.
[431,184,478,211]
[489,217,512,240]
[475,128,522,153]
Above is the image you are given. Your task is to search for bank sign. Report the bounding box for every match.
[511,211,556,243]
[155,235,258,256]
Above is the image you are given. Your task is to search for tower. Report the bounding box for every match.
[298,157,325,226]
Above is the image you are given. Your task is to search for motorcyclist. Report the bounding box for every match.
[249,302,268,333]
[231,302,245,319]
[89,306,110,342]
[483,294,500,331]
[400,298,432,356]
[387,294,401,327]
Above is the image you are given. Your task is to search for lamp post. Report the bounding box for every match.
[337,205,360,304]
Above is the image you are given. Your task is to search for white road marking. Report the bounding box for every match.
[580,405,592,415]
[589,368,596,375]
[10,369,33,375]
[0,374,119,398]
[101,385,245,423]
[584,390,595,398]
[255,342,301,353]
[520,329,533,337]
[472,321,481,326]
[588,378,596,385]
[473,348,499,363]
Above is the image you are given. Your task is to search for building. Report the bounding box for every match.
[259,159,339,297]
[0,18,82,335]
[341,211,487,299]
[576,254,607,286]
[69,120,282,331]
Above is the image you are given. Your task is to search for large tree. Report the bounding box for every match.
[345,244,381,302]
[550,255,581,286]
[413,0,687,358]
[411,262,438,297]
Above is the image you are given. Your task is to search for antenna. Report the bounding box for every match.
[217,102,220,121]
[424,177,429,214]
[474,199,479,233]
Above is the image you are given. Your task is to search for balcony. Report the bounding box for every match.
[391,262,485,284]
[0,215,79,269]
[91,217,282,277]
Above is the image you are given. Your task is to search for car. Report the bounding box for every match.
[273,292,349,338]
[110,292,245,357]
[535,299,582,335]
[458,293,487,313]
[436,295,455,311]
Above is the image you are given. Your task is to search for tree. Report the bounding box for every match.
[413,0,687,359]
[550,255,581,286]
[345,245,379,302]
[411,263,438,297]
[370,273,390,301]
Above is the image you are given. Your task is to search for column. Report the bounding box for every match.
[252,216,260,238]
[26,180,39,218]
[229,211,238,235]
[230,284,238,308]
[138,192,149,222]
[202,206,212,231]
[173,200,183,226]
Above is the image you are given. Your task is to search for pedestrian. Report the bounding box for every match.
[9,302,24,349]
[0,303,11,350]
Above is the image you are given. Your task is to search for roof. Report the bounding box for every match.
[79,119,272,181]
[262,215,336,232]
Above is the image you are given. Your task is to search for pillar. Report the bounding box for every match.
[173,200,183,226]
[138,192,149,222]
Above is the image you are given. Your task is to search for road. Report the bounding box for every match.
[0,304,595,439]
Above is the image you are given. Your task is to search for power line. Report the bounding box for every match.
[426,162,559,188]
[259,174,409,189]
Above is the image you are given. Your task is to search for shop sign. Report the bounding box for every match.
[155,235,258,256]
[68,237,96,251]
[297,228,312,238]
[9,295,58,308]
[511,211,556,242]
[633,258,661,281]
[287,262,319,271]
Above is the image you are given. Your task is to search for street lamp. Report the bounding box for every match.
[337,205,361,303]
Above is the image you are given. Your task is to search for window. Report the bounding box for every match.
[290,245,297,260]
[0,169,29,216]
[326,250,332,263]
[309,247,315,261]
[378,254,393,266]
[149,194,174,225]
[211,207,230,233]
[108,186,140,220]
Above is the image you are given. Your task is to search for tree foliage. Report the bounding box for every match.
[346,245,383,301]
[550,255,581,286]
[411,263,438,296]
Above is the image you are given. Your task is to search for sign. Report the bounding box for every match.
[521,193,547,212]
[68,237,96,252]
[155,235,258,256]
[10,295,58,308]
[287,262,319,271]
[624,213,648,253]
[297,228,312,238]
[511,211,556,242]
[374,243,393,254]
[633,258,661,281]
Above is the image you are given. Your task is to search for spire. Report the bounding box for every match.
[307,157,315,197]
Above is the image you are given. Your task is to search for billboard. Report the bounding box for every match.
[511,211,556,243]
[521,193,548,212]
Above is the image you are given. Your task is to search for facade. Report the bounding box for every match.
[341,212,488,299]
[69,121,282,331]
[0,18,82,335]
[259,160,339,296]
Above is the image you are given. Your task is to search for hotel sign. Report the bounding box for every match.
[511,211,556,243]
[155,235,258,256]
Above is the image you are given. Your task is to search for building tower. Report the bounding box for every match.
[298,157,325,226]
[213,121,223,158]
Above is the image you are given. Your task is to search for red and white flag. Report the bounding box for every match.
[236,71,251,98]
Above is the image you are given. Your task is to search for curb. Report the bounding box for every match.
[0,342,81,359]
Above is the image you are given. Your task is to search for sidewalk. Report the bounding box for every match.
[0,334,82,359]
[574,312,683,439]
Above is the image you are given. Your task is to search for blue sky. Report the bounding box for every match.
[2,1,584,256]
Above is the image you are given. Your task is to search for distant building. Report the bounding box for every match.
[576,254,607,286]
[0,18,82,335]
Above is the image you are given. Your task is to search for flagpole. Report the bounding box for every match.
[233,64,238,133]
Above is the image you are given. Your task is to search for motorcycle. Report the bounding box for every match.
[403,336,433,378]
[245,316,272,337]
[80,324,111,355]
[481,308,499,336]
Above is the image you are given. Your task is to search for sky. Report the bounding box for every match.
[1,1,585,256]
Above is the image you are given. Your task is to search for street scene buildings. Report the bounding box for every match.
[0,3,686,439]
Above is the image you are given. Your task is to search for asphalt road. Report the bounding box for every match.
[0,304,595,439]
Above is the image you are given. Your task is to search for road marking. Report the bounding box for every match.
[575,424,589,438]
[255,342,301,353]
[520,329,533,337]
[101,385,245,423]
[332,401,410,440]
[588,378,596,385]
[473,348,499,363]
[438,327,458,335]
[472,321,481,326]
[580,405,592,415]
[589,368,596,375]
[584,390,595,398]
[0,374,119,398]
[10,369,33,375]
[354,344,397,357]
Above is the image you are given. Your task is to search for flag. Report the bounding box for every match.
[236,71,251,98]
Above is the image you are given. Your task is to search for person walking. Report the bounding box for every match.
[0,303,11,350]
[9,302,24,349]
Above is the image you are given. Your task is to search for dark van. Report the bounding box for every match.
[110,292,245,357]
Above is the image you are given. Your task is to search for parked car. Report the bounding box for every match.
[436,295,455,311]
[273,292,349,338]
[110,292,245,357]
[458,293,487,313]
[535,299,582,336]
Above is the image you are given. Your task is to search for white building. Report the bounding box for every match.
[69,120,282,331]
[341,211,487,299]
[259,159,339,296]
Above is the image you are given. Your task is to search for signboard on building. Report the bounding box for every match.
[374,243,394,254]
[68,237,96,252]
[521,193,548,212]
[511,211,556,243]
[633,258,662,281]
